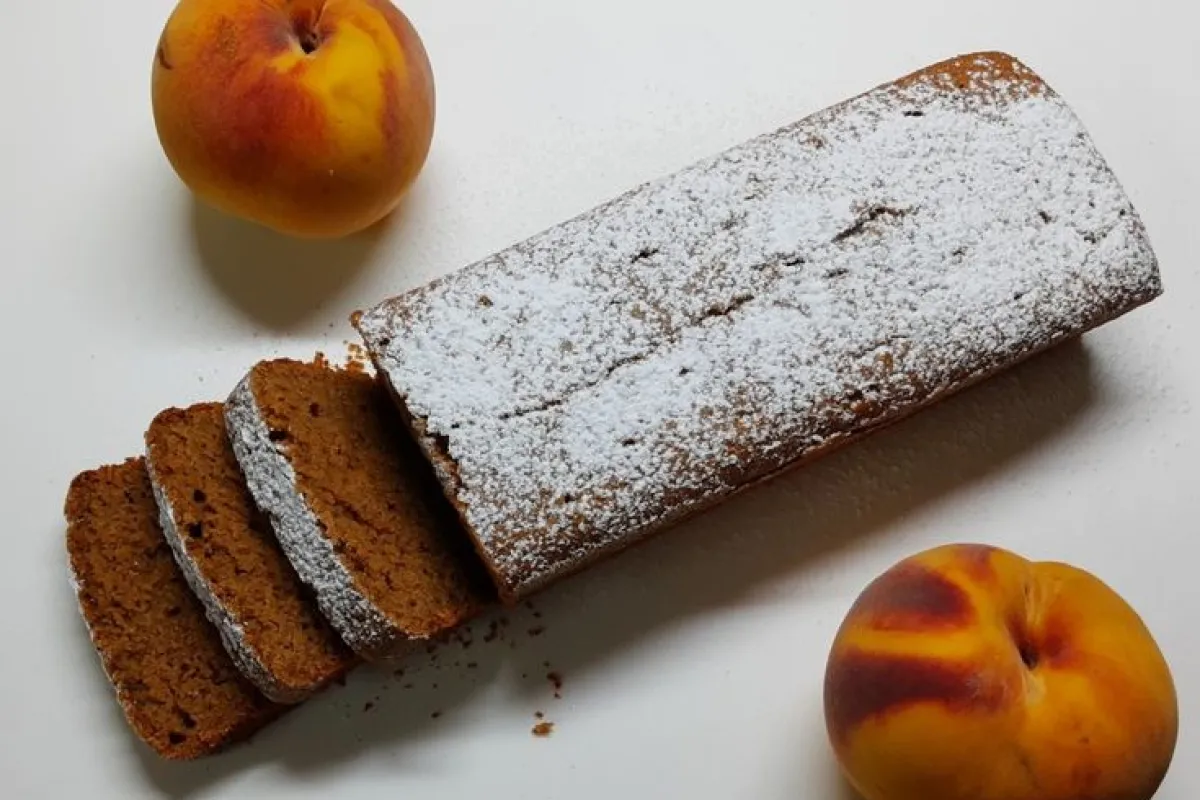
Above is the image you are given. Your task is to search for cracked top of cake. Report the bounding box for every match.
[356,52,1162,600]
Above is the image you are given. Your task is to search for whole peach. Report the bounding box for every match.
[824,543,1177,800]
[151,0,434,238]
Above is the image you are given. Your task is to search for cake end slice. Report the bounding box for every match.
[64,457,286,759]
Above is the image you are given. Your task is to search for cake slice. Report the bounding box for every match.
[65,457,285,759]
[354,51,1163,602]
[144,403,357,703]
[224,358,493,659]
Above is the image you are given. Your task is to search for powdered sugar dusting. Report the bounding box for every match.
[357,53,1161,600]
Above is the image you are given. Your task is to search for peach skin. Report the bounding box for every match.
[151,0,434,239]
[824,543,1178,800]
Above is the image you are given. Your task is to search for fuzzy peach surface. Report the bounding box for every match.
[151,0,434,238]
[824,543,1178,800]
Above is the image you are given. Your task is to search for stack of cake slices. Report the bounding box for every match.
[63,51,1163,759]
[67,358,496,758]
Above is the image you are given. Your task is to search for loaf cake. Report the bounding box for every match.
[354,51,1163,602]
[144,403,357,703]
[224,358,493,659]
[64,458,285,759]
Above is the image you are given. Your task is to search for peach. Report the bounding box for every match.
[151,0,434,238]
[824,543,1178,800]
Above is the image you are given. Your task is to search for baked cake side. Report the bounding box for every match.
[144,403,357,703]
[355,51,1163,602]
[64,457,285,759]
[224,359,492,659]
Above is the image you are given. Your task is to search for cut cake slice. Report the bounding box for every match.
[145,403,358,703]
[64,457,285,759]
[224,358,493,659]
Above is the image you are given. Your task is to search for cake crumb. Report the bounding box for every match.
[363,701,374,712]
[532,721,555,737]
[455,628,475,649]
[547,671,563,698]
[534,711,544,719]
[527,625,545,637]
[345,359,365,376]
[431,711,442,719]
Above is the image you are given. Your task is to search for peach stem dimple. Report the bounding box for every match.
[1009,574,1042,672]
[1018,638,1039,670]
[292,17,320,54]
[289,0,327,55]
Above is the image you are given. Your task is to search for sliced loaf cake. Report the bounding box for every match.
[224,358,493,659]
[145,403,358,703]
[65,457,285,759]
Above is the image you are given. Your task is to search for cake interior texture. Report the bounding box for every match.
[250,359,494,638]
[64,457,284,759]
[146,403,357,701]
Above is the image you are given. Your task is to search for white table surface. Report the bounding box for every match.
[3,0,1196,797]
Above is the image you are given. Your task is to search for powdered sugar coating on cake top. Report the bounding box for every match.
[224,374,400,658]
[356,53,1162,600]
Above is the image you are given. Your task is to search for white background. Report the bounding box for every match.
[3,0,1197,797]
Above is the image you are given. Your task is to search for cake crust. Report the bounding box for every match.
[355,51,1163,602]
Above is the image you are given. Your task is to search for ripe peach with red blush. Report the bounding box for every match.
[824,543,1177,800]
[151,0,434,238]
